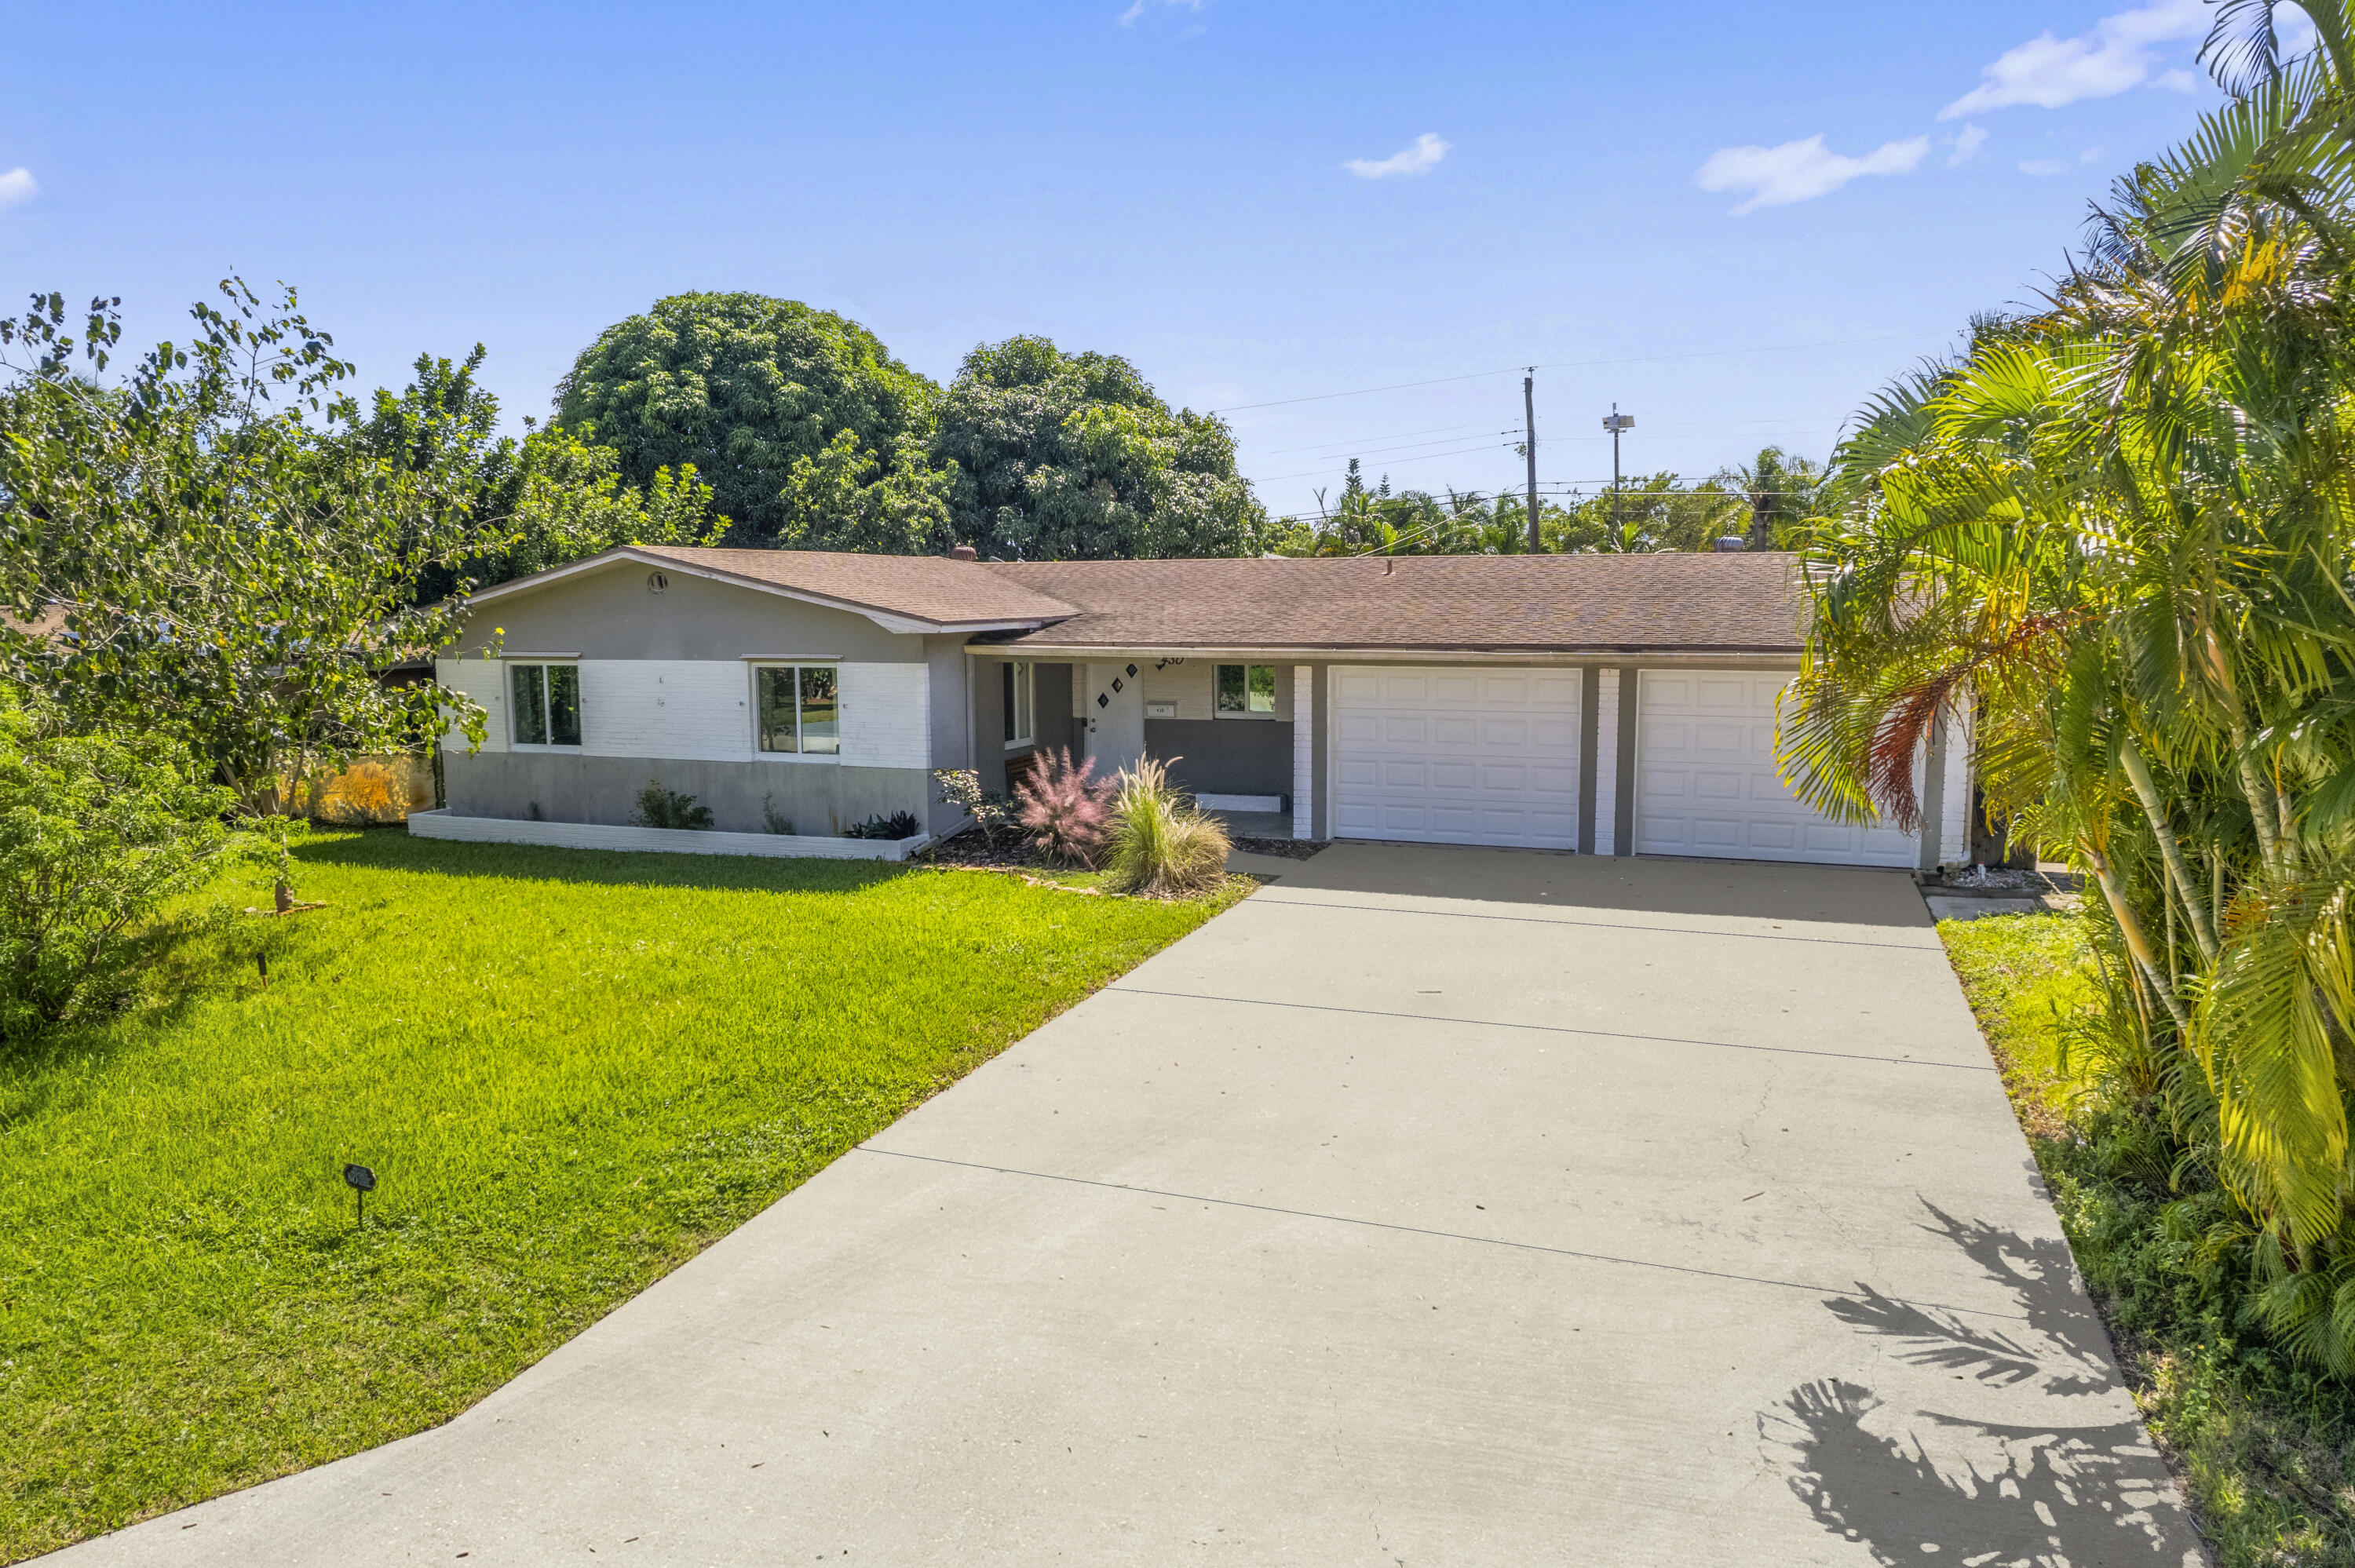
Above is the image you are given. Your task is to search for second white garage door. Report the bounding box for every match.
[1333,666,1581,848]
[1635,669,1916,867]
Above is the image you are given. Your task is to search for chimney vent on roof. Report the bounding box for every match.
[1713,535,1747,552]
[948,545,979,562]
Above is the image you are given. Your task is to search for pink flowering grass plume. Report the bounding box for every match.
[1013,747,1112,867]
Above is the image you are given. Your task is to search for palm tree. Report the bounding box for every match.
[1780,0,2355,1371]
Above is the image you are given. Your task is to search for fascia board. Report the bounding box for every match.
[460,548,1057,636]
[966,644,1802,663]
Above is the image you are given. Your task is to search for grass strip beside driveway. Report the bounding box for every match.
[0,831,1240,1562]
[1941,910,2355,1568]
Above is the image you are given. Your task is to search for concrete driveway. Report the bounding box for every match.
[54,844,2199,1566]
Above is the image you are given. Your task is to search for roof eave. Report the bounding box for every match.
[456,546,1067,633]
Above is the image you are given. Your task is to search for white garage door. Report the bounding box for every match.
[1635,670,1915,867]
[1333,666,1582,848]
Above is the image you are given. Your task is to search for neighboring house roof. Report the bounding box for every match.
[462,545,1076,633]
[977,552,1807,654]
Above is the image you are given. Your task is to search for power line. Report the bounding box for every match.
[1213,330,1949,413]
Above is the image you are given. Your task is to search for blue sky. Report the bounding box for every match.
[0,1,2284,522]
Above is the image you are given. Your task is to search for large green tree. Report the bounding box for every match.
[554,292,947,551]
[0,281,498,806]
[929,335,1270,559]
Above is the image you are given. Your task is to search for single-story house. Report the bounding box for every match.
[422,544,1970,869]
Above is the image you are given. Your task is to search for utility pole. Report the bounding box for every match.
[1602,404,1635,534]
[1523,370,1540,553]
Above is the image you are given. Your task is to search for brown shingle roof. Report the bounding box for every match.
[977,552,1806,654]
[618,546,1076,627]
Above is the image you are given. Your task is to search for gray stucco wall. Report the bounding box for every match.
[1146,719,1293,799]
[456,559,922,663]
[925,636,972,835]
[443,751,927,837]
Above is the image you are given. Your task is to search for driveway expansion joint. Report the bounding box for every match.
[1103,986,1997,1073]
[854,1145,2034,1324]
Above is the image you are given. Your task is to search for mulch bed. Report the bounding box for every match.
[1229,836,1328,861]
[913,827,1050,870]
[915,826,1329,870]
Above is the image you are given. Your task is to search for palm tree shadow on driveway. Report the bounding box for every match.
[1760,1202,2201,1566]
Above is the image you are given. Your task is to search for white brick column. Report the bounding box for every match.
[1937,696,1973,866]
[1292,665,1313,840]
[1592,669,1619,855]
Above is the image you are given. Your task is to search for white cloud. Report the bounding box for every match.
[1344,133,1451,180]
[0,168,35,210]
[1119,0,1201,24]
[2152,67,2200,91]
[2081,144,2109,162]
[1948,124,1989,166]
[1694,133,1929,214]
[1939,0,2206,119]
[2020,157,2072,176]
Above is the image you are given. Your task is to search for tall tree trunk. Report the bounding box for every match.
[2086,843,2193,1035]
[2120,735,2220,962]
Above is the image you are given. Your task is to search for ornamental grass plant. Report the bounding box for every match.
[1103,758,1229,898]
[1013,747,1112,866]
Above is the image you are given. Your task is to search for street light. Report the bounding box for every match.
[1601,405,1635,530]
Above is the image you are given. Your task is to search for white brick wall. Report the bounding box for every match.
[1939,695,1973,866]
[839,662,930,769]
[437,656,509,752]
[436,658,927,768]
[1593,669,1619,855]
[581,660,755,761]
[1293,665,1313,839]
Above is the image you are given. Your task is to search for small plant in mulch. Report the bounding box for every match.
[842,810,922,841]
[932,769,1016,847]
[633,780,714,830]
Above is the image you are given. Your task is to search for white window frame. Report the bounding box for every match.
[749,662,844,763]
[1214,662,1279,720]
[1003,661,1035,751]
[508,660,583,751]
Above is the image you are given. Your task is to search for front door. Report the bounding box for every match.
[1082,660,1145,781]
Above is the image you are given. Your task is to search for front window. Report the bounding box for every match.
[757,665,841,756]
[1003,662,1034,748]
[510,663,581,746]
[1217,663,1276,716]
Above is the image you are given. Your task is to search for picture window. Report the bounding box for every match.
[510,663,581,747]
[757,665,841,756]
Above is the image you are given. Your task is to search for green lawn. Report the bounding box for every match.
[0,831,1243,1562]
[1941,912,2355,1567]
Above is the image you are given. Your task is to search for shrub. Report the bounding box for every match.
[1103,757,1229,897]
[633,781,714,830]
[932,769,1016,846]
[842,810,922,841]
[761,793,794,836]
[0,699,237,1038]
[1013,747,1112,866]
